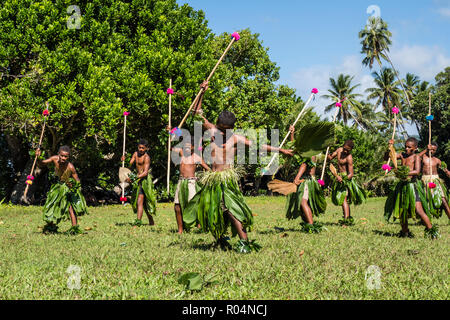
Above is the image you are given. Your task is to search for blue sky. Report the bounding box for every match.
[179,0,450,129]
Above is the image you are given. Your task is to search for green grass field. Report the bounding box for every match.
[0,196,448,300]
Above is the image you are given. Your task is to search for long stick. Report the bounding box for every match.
[167,79,172,194]
[23,106,49,200]
[428,92,432,175]
[121,112,127,204]
[383,51,410,140]
[383,113,397,175]
[319,106,340,180]
[178,35,238,129]
[261,92,316,176]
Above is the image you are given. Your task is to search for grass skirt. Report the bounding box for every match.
[131,175,156,216]
[183,168,253,240]
[384,179,429,223]
[285,177,326,220]
[331,174,367,206]
[177,179,201,212]
[421,176,448,219]
[43,182,88,225]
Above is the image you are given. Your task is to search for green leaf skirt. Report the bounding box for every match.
[421,176,448,219]
[384,179,430,223]
[131,175,157,215]
[331,176,367,206]
[176,178,201,212]
[43,182,88,225]
[182,168,253,240]
[285,177,326,220]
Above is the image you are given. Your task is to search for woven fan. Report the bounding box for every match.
[329,163,339,178]
[267,179,297,195]
[119,167,132,183]
[389,145,398,169]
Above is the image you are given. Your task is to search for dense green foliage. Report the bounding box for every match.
[0,0,298,202]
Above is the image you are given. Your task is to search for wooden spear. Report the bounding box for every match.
[428,92,432,175]
[23,102,50,201]
[121,109,129,204]
[167,79,173,194]
[177,32,241,130]
[383,107,399,175]
[261,89,318,176]
[319,103,340,182]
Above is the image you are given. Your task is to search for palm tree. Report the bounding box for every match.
[352,101,378,131]
[415,80,430,95]
[403,73,420,102]
[359,17,414,116]
[366,67,407,136]
[359,17,392,69]
[322,74,363,126]
[366,68,402,113]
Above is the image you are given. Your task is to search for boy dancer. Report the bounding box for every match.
[36,146,87,234]
[285,126,326,233]
[183,81,293,252]
[171,136,210,234]
[121,139,156,226]
[384,138,438,238]
[418,142,450,220]
[328,140,367,225]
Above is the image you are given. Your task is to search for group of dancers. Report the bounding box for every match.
[34,81,449,252]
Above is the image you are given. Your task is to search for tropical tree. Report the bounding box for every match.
[366,68,402,113]
[351,101,379,131]
[0,0,299,203]
[359,17,414,116]
[322,74,363,126]
[416,80,431,95]
[403,73,420,102]
[359,17,392,69]
[410,67,450,166]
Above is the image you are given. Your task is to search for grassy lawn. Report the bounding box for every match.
[0,196,448,300]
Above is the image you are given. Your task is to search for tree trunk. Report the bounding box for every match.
[5,134,28,172]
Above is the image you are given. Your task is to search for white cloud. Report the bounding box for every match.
[288,55,374,119]
[437,7,450,17]
[287,44,450,120]
[388,44,450,80]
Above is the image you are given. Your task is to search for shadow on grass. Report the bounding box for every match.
[168,228,208,234]
[320,222,341,227]
[372,229,397,237]
[257,226,289,234]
